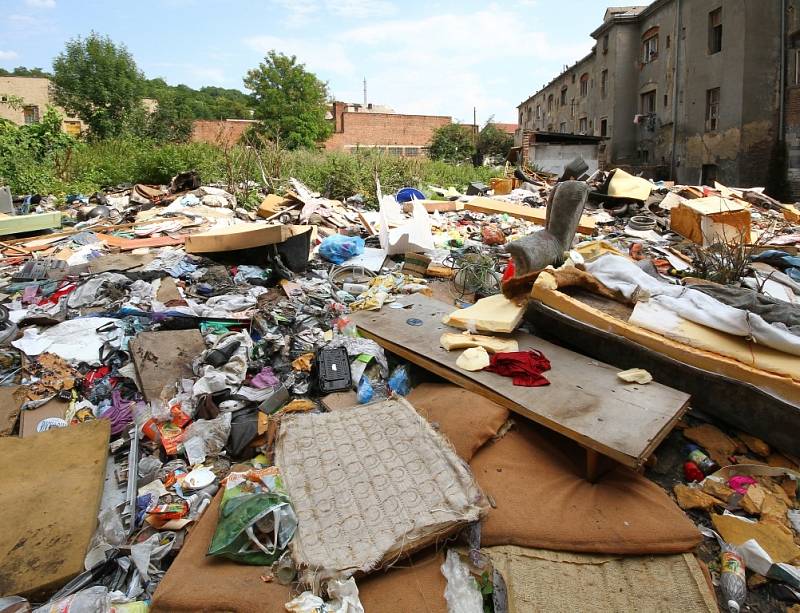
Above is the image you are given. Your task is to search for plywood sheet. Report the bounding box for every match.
[184,223,311,254]
[0,212,62,237]
[129,330,206,402]
[0,420,110,597]
[350,295,690,468]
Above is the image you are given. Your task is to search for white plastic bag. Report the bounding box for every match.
[441,549,483,613]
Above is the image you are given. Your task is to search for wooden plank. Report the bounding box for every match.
[130,330,206,402]
[350,295,689,469]
[0,212,62,237]
[465,197,596,234]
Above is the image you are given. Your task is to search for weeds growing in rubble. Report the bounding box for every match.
[0,125,496,206]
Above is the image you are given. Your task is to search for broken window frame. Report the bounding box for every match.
[794,48,800,85]
[600,70,608,98]
[547,94,554,112]
[600,118,608,137]
[709,8,722,54]
[642,34,658,64]
[640,90,656,115]
[559,121,567,133]
[579,73,589,97]
[603,34,609,54]
[705,87,720,132]
[578,117,588,134]
[23,105,39,125]
[559,87,568,107]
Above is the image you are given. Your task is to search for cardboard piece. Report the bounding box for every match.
[129,330,206,402]
[95,234,185,250]
[465,197,596,234]
[670,196,751,245]
[0,420,110,598]
[256,194,295,218]
[712,513,800,564]
[19,397,69,437]
[0,386,23,436]
[185,223,311,254]
[87,252,156,274]
[440,332,519,354]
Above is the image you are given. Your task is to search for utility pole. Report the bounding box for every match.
[363,78,367,108]
[473,106,478,143]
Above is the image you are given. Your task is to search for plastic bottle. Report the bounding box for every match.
[686,444,717,474]
[719,543,747,612]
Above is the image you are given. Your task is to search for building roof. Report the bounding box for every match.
[493,122,518,135]
[603,6,647,21]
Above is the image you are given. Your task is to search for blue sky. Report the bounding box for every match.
[0,0,608,123]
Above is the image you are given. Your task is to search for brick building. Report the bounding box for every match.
[516,1,795,193]
[324,101,451,157]
[0,76,84,135]
[190,119,258,147]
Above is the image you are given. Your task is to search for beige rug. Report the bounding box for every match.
[485,546,717,613]
[275,397,487,583]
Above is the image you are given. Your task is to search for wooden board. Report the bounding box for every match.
[350,295,689,468]
[184,223,311,254]
[0,420,109,598]
[465,197,596,234]
[129,330,206,402]
[0,212,62,237]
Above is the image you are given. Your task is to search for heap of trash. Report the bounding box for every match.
[1,159,799,613]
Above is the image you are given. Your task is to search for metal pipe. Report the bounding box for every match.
[670,0,682,181]
[780,0,787,139]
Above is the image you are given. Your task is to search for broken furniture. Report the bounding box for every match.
[350,294,690,480]
[0,420,110,598]
[670,195,752,245]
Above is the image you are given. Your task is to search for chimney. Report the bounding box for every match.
[332,101,346,133]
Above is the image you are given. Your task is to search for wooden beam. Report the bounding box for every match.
[464,196,596,234]
[0,212,62,237]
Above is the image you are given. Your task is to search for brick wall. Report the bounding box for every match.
[190,120,257,147]
[786,87,800,200]
[324,111,451,152]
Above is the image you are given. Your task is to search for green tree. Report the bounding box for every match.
[477,121,514,161]
[428,123,475,164]
[244,51,331,149]
[52,32,144,139]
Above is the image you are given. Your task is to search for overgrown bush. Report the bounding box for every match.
[1,132,499,206]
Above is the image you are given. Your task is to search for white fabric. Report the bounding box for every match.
[192,331,253,396]
[586,255,800,356]
[12,317,124,365]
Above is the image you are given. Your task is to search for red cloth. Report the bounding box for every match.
[485,350,551,387]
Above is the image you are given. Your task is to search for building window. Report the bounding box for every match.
[388,146,403,156]
[705,87,720,131]
[666,34,671,48]
[580,73,589,97]
[709,8,722,54]
[578,117,588,133]
[570,99,576,118]
[641,90,656,115]
[403,147,420,157]
[559,121,567,133]
[535,104,541,119]
[547,94,553,112]
[600,118,608,137]
[640,149,650,163]
[600,70,608,98]
[603,34,609,54]
[571,73,576,84]
[642,33,658,64]
[795,49,800,85]
[663,94,668,108]
[23,105,39,125]
[560,87,568,106]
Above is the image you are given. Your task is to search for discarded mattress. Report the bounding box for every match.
[274,397,488,582]
[485,546,717,612]
[470,419,702,554]
[151,488,449,613]
[0,420,110,598]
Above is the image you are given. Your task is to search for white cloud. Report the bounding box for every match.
[0,50,19,61]
[243,35,355,79]
[323,0,396,19]
[189,66,227,85]
[24,0,56,8]
[268,0,318,27]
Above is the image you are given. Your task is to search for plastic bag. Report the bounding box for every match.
[319,235,365,265]
[182,411,232,461]
[357,376,374,404]
[441,549,483,613]
[35,586,110,613]
[208,467,297,565]
[388,365,411,396]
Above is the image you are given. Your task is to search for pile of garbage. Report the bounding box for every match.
[1,160,800,613]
